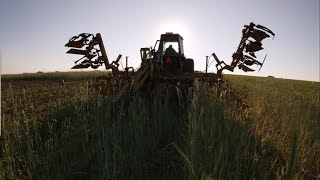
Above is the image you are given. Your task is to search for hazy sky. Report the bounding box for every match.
[0,0,319,81]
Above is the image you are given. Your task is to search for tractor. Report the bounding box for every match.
[140,32,194,73]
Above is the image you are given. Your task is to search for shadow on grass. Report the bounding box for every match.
[1,93,186,179]
[179,85,300,179]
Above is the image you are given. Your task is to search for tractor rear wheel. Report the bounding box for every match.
[183,58,194,73]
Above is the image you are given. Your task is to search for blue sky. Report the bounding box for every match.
[0,0,319,81]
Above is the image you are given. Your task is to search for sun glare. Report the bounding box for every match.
[157,20,190,37]
[163,22,183,33]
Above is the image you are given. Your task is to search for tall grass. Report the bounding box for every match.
[0,76,315,179]
[224,75,320,177]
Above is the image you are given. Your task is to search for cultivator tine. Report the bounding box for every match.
[250,29,270,42]
[245,41,263,52]
[74,56,86,64]
[249,52,256,58]
[238,64,255,72]
[256,24,275,38]
[65,40,86,48]
[243,59,255,66]
[71,63,91,69]
[258,54,268,72]
[244,55,262,66]
[65,33,93,48]
[67,48,89,55]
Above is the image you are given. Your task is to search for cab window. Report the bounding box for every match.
[163,42,179,55]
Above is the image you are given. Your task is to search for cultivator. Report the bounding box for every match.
[213,22,275,77]
[65,22,274,106]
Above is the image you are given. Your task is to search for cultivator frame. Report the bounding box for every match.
[65,22,274,106]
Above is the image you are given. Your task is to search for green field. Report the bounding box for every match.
[1,71,319,179]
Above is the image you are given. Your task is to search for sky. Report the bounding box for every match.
[0,0,319,81]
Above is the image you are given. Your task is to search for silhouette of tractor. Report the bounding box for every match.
[65,22,275,102]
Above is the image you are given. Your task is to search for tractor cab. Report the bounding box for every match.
[139,32,194,73]
[157,32,184,57]
[156,33,186,72]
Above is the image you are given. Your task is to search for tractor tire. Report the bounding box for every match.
[183,58,194,73]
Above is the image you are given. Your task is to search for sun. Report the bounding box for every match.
[158,20,189,36]
[162,22,184,33]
